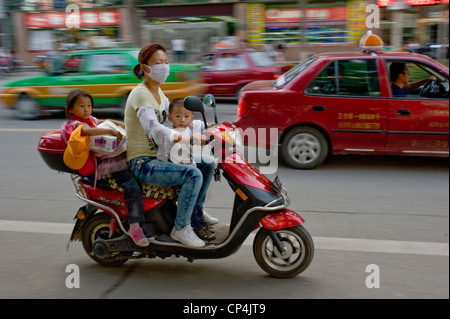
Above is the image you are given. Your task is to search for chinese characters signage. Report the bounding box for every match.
[265,7,347,22]
[26,10,120,28]
[347,0,369,44]
[247,3,265,46]
[378,0,449,6]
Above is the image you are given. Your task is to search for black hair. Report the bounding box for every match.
[390,62,407,82]
[168,98,185,114]
[65,89,93,119]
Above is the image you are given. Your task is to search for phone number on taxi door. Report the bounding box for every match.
[183,303,266,316]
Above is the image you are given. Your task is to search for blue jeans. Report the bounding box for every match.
[110,169,144,224]
[129,155,215,231]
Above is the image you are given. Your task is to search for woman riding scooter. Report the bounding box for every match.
[125,43,217,248]
[38,93,314,278]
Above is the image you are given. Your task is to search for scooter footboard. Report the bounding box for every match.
[259,209,305,230]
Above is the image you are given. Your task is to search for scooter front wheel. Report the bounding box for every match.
[81,214,130,267]
[253,225,314,278]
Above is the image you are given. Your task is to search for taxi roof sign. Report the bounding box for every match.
[359,30,384,53]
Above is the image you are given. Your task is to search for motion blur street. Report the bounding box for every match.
[0,0,449,301]
[0,71,449,299]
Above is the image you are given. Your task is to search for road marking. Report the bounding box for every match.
[0,219,73,235]
[0,219,448,256]
[310,237,449,256]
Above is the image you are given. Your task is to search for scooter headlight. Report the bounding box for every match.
[221,130,242,146]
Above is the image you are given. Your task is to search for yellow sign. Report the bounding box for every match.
[347,0,369,44]
[247,3,265,46]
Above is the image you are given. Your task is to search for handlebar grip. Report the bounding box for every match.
[204,136,215,145]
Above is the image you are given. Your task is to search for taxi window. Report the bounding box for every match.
[197,54,215,67]
[306,59,380,97]
[52,54,84,75]
[193,53,215,71]
[274,57,315,88]
[249,51,275,67]
[85,53,129,74]
[386,60,449,99]
[214,53,248,71]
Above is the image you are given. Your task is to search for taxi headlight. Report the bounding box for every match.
[221,130,242,146]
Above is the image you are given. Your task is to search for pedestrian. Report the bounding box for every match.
[171,35,186,62]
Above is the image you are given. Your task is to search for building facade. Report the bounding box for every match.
[1,0,448,65]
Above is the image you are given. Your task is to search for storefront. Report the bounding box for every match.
[140,3,235,61]
[378,0,449,59]
[12,8,127,64]
[246,1,370,46]
[26,9,121,51]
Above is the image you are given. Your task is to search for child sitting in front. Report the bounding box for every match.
[61,89,149,247]
[157,98,216,241]
[156,98,202,166]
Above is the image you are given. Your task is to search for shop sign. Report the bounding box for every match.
[247,3,265,46]
[347,0,369,44]
[265,7,347,22]
[378,0,449,6]
[26,10,120,28]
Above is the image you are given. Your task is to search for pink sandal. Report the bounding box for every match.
[128,224,149,247]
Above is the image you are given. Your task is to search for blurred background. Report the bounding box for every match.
[0,0,448,72]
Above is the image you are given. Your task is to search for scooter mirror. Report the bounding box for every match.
[184,96,205,113]
[203,94,216,108]
[203,94,218,124]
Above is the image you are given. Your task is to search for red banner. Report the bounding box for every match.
[265,7,347,22]
[378,0,449,6]
[26,10,120,28]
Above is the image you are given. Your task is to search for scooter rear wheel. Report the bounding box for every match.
[81,214,130,267]
[253,225,314,278]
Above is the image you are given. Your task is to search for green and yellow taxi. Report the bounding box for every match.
[0,48,206,119]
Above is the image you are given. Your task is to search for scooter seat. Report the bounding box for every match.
[102,175,179,200]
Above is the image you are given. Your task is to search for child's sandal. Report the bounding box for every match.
[128,226,149,247]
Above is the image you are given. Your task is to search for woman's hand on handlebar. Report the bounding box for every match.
[174,133,206,146]
[174,134,189,144]
[191,133,207,146]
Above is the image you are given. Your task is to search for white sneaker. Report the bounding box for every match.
[171,225,205,248]
[202,208,219,225]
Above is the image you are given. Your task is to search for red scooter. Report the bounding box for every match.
[38,95,314,278]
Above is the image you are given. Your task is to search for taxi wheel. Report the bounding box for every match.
[281,127,328,169]
[16,93,40,120]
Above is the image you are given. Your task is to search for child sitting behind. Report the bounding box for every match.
[61,89,149,247]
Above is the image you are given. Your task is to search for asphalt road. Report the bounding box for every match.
[0,81,448,301]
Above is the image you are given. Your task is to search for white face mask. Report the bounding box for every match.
[144,64,170,83]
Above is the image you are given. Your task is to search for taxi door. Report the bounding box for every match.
[304,58,388,153]
[209,53,251,97]
[385,60,449,155]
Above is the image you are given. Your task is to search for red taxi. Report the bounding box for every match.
[189,50,291,98]
[233,38,449,169]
